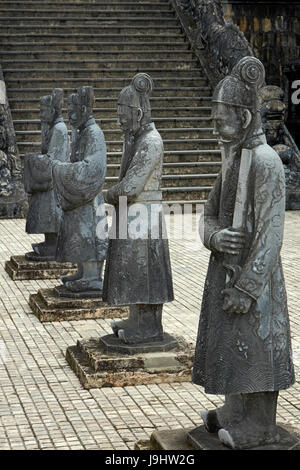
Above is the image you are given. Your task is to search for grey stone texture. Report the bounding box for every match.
[191,57,295,449]
[103,73,174,345]
[24,88,70,260]
[52,86,107,294]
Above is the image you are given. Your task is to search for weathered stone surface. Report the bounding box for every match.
[100,333,179,355]
[4,255,76,280]
[145,424,300,451]
[28,288,128,323]
[65,336,194,389]
[54,285,103,299]
[103,73,174,346]
[0,66,28,219]
[52,86,107,294]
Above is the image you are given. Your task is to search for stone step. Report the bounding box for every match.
[15,126,215,141]
[10,96,212,111]
[1,58,198,70]
[1,42,189,52]
[0,25,182,35]
[105,162,220,177]
[0,33,184,43]
[103,149,221,164]
[1,50,194,61]
[17,137,218,153]
[8,86,210,99]
[0,1,170,8]
[11,107,212,121]
[104,173,218,189]
[0,19,179,29]
[0,10,175,18]
[19,149,221,165]
[5,77,207,89]
[14,117,213,131]
[161,186,213,201]
[3,70,204,82]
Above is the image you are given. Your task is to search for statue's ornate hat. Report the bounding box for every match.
[212,56,265,112]
[118,73,154,112]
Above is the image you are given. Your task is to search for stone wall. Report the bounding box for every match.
[0,65,27,218]
[222,1,300,88]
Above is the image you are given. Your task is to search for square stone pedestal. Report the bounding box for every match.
[29,286,129,322]
[66,334,194,389]
[5,255,76,280]
[135,424,300,451]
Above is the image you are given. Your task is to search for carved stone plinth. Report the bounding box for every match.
[135,424,300,451]
[65,334,194,389]
[28,288,128,323]
[0,181,28,219]
[5,255,76,280]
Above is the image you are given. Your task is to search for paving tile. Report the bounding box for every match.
[0,214,299,450]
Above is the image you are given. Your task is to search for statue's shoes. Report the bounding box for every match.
[61,270,82,285]
[32,242,56,258]
[65,279,103,293]
[111,319,130,337]
[201,410,221,433]
[218,424,280,450]
[118,328,164,345]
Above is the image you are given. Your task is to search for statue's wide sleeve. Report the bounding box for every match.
[23,153,53,194]
[105,136,162,204]
[52,126,106,212]
[235,150,286,300]
[48,123,70,162]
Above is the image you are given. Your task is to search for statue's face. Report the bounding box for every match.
[40,103,54,124]
[212,103,246,144]
[117,104,133,133]
[117,104,142,134]
[67,98,79,128]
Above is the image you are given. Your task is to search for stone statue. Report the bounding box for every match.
[259,85,300,210]
[23,88,70,260]
[0,112,13,197]
[52,86,108,293]
[190,57,295,449]
[103,73,174,344]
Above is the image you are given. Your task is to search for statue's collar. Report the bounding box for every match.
[54,117,64,125]
[134,121,154,139]
[78,117,96,132]
[243,129,266,149]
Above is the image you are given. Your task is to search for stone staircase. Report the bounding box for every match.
[0,0,221,206]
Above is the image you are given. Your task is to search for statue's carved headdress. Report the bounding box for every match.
[77,86,94,109]
[212,56,265,113]
[118,73,153,113]
[40,88,64,114]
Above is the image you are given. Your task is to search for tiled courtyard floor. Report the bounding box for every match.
[0,212,299,450]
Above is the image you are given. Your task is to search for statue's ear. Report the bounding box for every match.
[242,109,252,129]
[137,108,143,122]
[81,105,87,114]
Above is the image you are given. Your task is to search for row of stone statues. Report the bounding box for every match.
[24,73,174,346]
[21,60,295,450]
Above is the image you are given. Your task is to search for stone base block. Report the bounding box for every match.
[135,424,300,451]
[29,288,129,322]
[66,334,194,389]
[5,255,76,280]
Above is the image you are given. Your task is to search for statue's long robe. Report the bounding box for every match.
[52,117,107,264]
[24,117,69,234]
[102,122,174,306]
[192,134,295,395]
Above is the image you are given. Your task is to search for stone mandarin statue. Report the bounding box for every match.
[52,86,108,293]
[23,88,70,260]
[190,57,295,449]
[102,73,174,344]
